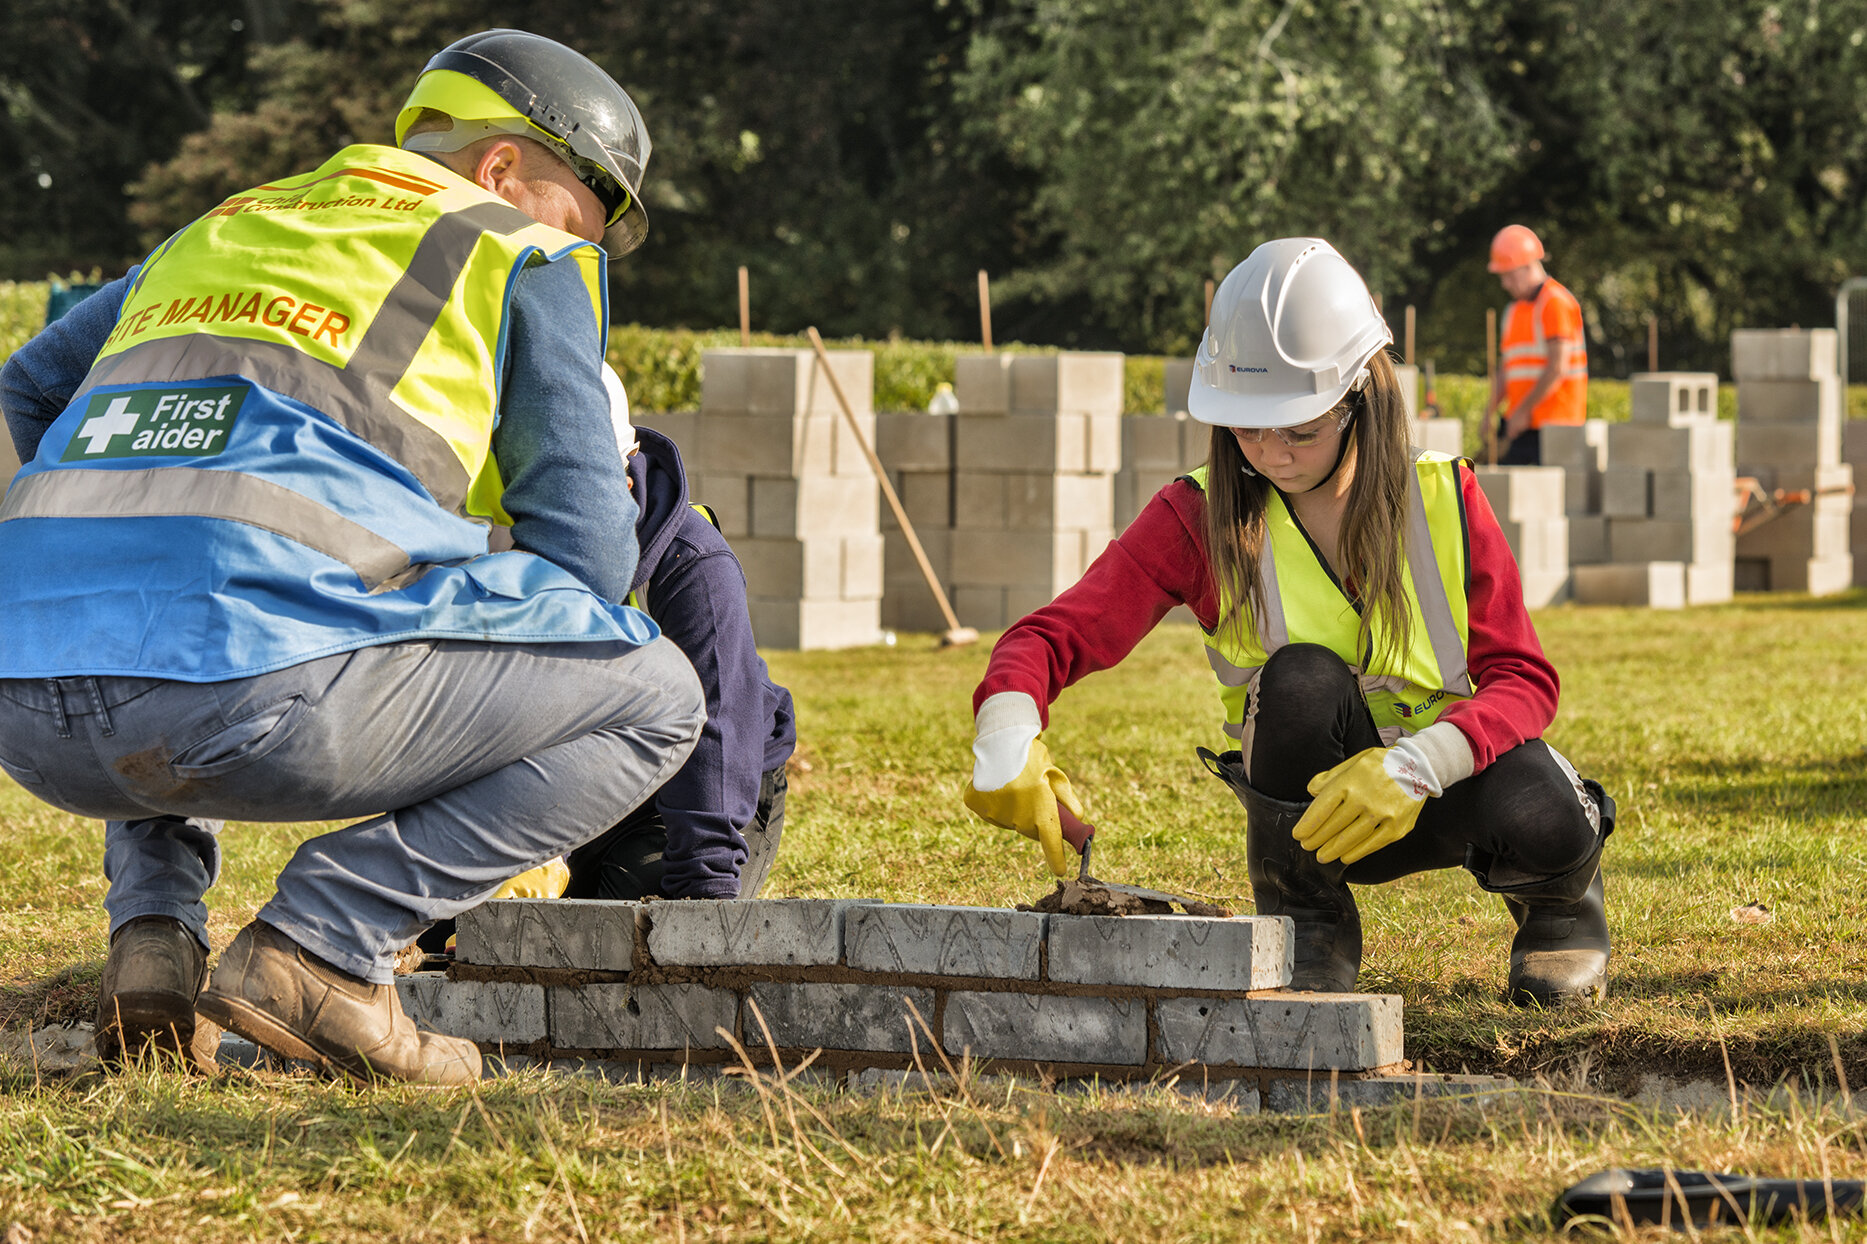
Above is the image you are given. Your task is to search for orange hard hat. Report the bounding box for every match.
[1488,224,1545,273]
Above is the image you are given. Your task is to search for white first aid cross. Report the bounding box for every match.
[75,396,141,455]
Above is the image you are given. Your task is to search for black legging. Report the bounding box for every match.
[1245,643,1600,888]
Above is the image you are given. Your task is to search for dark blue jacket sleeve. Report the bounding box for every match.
[1,277,130,462]
[493,259,638,603]
[648,510,788,898]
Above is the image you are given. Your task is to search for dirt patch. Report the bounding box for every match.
[1019,880,1231,918]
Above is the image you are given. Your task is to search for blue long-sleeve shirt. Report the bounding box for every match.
[1,260,638,604]
[627,428,796,897]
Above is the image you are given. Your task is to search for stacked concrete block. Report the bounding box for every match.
[874,411,955,633]
[1540,421,1610,564]
[1731,331,1853,595]
[1473,467,1570,606]
[403,896,1412,1097]
[1847,422,1867,587]
[1575,373,1733,606]
[950,354,1122,629]
[1116,412,1205,530]
[668,349,883,649]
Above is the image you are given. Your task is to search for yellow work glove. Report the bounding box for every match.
[964,736,1087,878]
[1294,746,1434,866]
[491,857,571,900]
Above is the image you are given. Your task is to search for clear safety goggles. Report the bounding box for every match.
[1234,393,1360,448]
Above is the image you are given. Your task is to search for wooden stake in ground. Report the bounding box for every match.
[1204,278,1215,327]
[1485,307,1499,466]
[738,266,751,347]
[805,327,978,648]
[977,269,994,353]
[1647,314,1659,372]
[1404,305,1415,366]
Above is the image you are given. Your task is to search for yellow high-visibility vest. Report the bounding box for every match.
[1188,453,1473,753]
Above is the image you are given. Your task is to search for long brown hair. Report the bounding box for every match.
[1201,350,1417,667]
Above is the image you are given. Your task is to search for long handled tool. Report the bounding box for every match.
[805,326,978,648]
[1553,1169,1866,1230]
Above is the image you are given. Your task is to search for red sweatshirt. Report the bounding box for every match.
[973,464,1559,774]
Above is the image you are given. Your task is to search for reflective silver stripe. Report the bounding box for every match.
[1501,344,1544,362]
[73,201,536,513]
[1205,644,1260,687]
[1404,475,1473,696]
[1222,720,1245,740]
[0,467,413,590]
[1258,536,1290,649]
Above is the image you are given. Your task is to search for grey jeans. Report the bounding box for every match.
[0,637,704,982]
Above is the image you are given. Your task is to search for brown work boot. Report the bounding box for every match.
[95,916,221,1074]
[195,920,480,1085]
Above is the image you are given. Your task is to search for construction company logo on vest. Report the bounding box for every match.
[60,384,249,462]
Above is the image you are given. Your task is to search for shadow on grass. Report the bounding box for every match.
[0,960,102,1032]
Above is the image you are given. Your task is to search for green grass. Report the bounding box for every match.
[3,596,1867,1239]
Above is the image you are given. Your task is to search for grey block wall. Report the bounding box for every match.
[1730,331,1851,595]
[1473,466,1570,606]
[410,897,1409,1089]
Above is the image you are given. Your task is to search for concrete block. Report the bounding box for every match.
[1411,418,1465,458]
[1164,360,1194,414]
[955,412,1092,474]
[876,412,952,472]
[1519,569,1573,608]
[1562,465,1600,515]
[1609,516,1730,564]
[633,411,697,448]
[694,473,750,538]
[1764,555,1854,595]
[955,355,1013,413]
[736,538,832,599]
[1473,466,1565,521]
[1737,420,1841,469]
[1846,420,1867,467]
[1747,462,1853,494]
[1264,1072,1516,1115]
[883,471,950,531]
[1571,562,1686,607]
[1730,328,1836,381]
[1737,508,1850,559]
[952,585,1008,630]
[1629,372,1718,425]
[844,905,1045,979]
[883,525,951,583]
[1608,421,1733,473]
[1568,514,1609,564]
[550,983,738,1052]
[1686,560,1734,605]
[1124,414,1189,470]
[1155,993,1402,1071]
[1652,469,1737,522]
[842,533,885,596]
[1006,583,1064,621]
[1539,420,1610,475]
[644,898,873,968]
[1737,377,1841,423]
[1010,353,1125,417]
[454,899,637,970]
[1046,915,1290,991]
[749,476,878,540]
[700,348,873,419]
[943,992,1147,1065]
[1496,517,1569,575]
[951,528,1087,588]
[1086,412,1122,473]
[396,975,546,1045]
[749,596,882,650]
[1602,467,1652,518]
[746,982,934,1053]
[1392,364,1420,421]
[1013,473,1114,529]
[953,473,1007,529]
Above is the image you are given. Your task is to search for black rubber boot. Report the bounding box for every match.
[1472,779,1614,1007]
[1201,748,1361,993]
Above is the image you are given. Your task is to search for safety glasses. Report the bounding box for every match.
[1234,400,1357,448]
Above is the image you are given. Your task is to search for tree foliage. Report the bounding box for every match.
[8,0,1867,369]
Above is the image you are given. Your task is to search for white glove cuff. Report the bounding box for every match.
[1386,721,1475,798]
[972,692,1043,791]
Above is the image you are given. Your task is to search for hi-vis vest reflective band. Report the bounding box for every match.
[1189,453,1473,750]
[0,144,656,681]
[1501,278,1588,429]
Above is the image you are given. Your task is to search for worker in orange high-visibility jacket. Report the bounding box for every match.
[1483,225,1587,465]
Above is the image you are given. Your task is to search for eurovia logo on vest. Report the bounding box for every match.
[60,384,249,462]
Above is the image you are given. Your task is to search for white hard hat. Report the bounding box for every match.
[1188,238,1393,429]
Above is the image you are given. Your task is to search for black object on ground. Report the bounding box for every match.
[1552,1168,1866,1230]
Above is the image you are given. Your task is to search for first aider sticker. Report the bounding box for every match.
[60,384,248,462]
